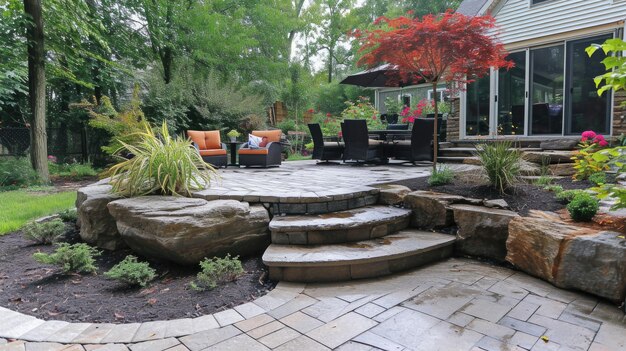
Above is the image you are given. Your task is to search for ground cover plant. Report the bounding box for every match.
[49,162,99,180]
[0,157,41,190]
[0,189,76,234]
[191,254,244,291]
[428,165,454,186]
[22,219,66,244]
[105,255,156,287]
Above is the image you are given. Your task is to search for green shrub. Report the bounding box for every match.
[543,185,564,193]
[23,219,66,244]
[105,255,156,287]
[107,122,218,197]
[474,141,521,194]
[0,157,41,189]
[191,254,244,291]
[533,175,553,186]
[556,189,586,203]
[428,166,454,186]
[33,243,101,274]
[58,208,78,222]
[588,172,607,186]
[49,163,98,179]
[567,193,599,222]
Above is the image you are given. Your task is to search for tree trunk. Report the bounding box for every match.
[432,82,438,171]
[327,48,333,83]
[24,0,49,183]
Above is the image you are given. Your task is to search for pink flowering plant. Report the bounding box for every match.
[572,130,610,180]
[400,99,451,123]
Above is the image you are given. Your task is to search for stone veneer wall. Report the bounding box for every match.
[446,97,460,141]
[613,90,626,137]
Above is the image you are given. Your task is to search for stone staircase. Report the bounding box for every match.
[262,205,456,282]
[438,140,543,164]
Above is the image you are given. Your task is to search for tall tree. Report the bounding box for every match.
[357,11,512,169]
[23,0,49,182]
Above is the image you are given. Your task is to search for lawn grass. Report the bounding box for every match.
[286,154,312,161]
[0,189,77,235]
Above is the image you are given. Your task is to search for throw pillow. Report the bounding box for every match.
[248,134,262,149]
[259,136,269,148]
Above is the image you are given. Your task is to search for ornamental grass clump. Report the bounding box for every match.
[567,193,599,222]
[107,122,217,197]
[23,219,66,244]
[105,255,156,287]
[474,141,521,194]
[190,254,244,291]
[33,243,101,274]
[428,165,454,186]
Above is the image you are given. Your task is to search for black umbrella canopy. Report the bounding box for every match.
[340,64,422,88]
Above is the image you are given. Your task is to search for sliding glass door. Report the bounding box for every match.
[565,35,612,134]
[498,51,526,136]
[465,75,491,136]
[530,45,565,135]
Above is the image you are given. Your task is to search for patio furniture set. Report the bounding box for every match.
[187,118,440,168]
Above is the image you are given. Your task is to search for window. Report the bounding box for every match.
[427,90,445,102]
[401,94,411,108]
[531,0,551,5]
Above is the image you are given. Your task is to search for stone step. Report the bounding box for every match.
[263,230,456,282]
[269,206,411,245]
[439,147,543,158]
[437,156,481,165]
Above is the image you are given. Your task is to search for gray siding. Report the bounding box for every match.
[494,0,626,44]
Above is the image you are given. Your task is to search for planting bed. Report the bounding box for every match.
[0,223,275,324]
[394,174,591,215]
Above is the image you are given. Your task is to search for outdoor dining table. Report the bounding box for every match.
[368,129,412,142]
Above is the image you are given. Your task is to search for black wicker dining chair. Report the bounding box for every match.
[341,119,386,164]
[308,123,343,163]
[392,118,435,164]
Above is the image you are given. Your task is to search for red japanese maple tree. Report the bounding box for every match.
[355,10,513,169]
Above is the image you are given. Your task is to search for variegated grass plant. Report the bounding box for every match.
[107,122,217,197]
[474,141,521,194]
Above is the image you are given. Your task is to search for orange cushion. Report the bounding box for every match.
[239,148,269,155]
[252,130,281,143]
[188,130,221,150]
[199,149,226,156]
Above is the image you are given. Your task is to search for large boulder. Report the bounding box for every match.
[404,191,465,229]
[523,150,574,164]
[549,163,576,176]
[107,197,270,265]
[374,184,411,206]
[540,139,578,150]
[452,204,519,262]
[76,184,124,250]
[507,211,626,302]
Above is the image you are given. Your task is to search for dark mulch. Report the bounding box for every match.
[393,174,592,216]
[0,224,275,323]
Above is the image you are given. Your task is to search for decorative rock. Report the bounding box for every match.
[107,197,270,265]
[451,204,519,262]
[76,184,124,250]
[483,199,509,209]
[519,160,541,176]
[374,184,411,205]
[404,191,481,229]
[523,150,575,164]
[558,232,626,302]
[506,211,626,302]
[540,139,579,150]
[549,163,576,176]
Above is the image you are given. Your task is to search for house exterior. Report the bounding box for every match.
[374,0,626,141]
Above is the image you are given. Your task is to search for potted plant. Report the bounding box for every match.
[227,129,241,142]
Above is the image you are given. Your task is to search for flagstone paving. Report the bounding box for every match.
[1,258,625,351]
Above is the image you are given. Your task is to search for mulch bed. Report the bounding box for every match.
[0,224,275,323]
[393,172,592,216]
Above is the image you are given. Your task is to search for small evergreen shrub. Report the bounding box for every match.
[49,163,98,179]
[588,172,607,186]
[567,193,599,222]
[543,185,564,193]
[190,254,244,291]
[23,219,66,244]
[556,189,586,204]
[474,141,521,194]
[428,166,454,186]
[58,209,78,222]
[105,255,156,287]
[33,243,101,274]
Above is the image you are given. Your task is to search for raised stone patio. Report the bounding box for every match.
[1,258,624,351]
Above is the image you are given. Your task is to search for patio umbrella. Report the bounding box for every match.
[340,64,422,88]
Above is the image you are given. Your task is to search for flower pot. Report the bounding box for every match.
[229,136,237,142]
